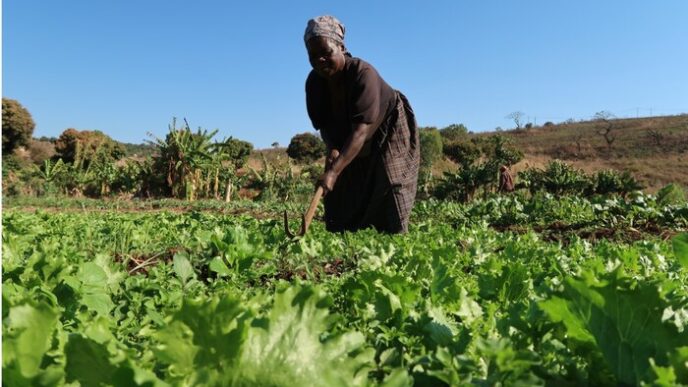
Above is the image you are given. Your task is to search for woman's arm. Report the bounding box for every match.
[319,122,375,193]
[318,130,339,170]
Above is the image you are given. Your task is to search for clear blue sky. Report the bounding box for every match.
[3,0,687,149]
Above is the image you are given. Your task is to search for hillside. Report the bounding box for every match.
[493,114,688,192]
[251,114,688,193]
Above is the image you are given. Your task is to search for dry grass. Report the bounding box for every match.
[480,114,688,192]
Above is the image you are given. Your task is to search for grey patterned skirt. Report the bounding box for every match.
[324,92,420,233]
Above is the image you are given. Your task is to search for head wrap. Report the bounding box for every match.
[304,15,345,45]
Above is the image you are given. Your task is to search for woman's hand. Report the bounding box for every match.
[318,169,339,194]
[318,122,373,194]
[319,149,340,194]
[325,149,340,170]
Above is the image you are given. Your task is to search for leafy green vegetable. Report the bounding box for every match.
[172,252,195,285]
[540,271,688,385]
[3,302,59,379]
[2,195,687,385]
[672,233,688,268]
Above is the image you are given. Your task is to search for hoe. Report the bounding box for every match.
[283,185,324,238]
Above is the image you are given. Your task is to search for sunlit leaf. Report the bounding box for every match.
[672,233,688,269]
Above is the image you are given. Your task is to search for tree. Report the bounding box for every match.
[485,134,523,167]
[37,136,57,143]
[28,139,56,164]
[646,129,664,147]
[286,132,326,163]
[419,127,443,172]
[573,133,585,156]
[222,137,253,169]
[506,111,525,130]
[54,128,124,166]
[593,111,616,151]
[443,140,481,168]
[2,98,35,154]
[593,111,613,121]
[439,124,469,143]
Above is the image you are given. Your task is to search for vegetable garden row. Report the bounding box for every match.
[3,194,688,386]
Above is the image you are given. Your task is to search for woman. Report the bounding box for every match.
[304,15,420,233]
[498,165,515,193]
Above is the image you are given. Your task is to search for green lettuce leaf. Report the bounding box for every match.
[2,302,60,379]
[540,272,688,385]
[672,233,688,269]
[237,286,373,386]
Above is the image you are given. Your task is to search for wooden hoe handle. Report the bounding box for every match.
[302,185,324,233]
[284,185,324,238]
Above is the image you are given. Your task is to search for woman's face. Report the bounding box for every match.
[306,36,346,79]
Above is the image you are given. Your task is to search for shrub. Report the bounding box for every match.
[657,183,686,205]
[224,138,253,169]
[443,140,480,167]
[434,135,523,202]
[419,127,443,172]
[592,170,643,197]
[287,133,326,164]
[482,135,523,167]
[439,123,469,143]
[517,160,591,196]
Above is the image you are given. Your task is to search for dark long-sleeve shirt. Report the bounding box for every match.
[306,56,396,150]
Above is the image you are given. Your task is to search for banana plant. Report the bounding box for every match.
[149,118,217,201]
[35,159,67,183]
[33,158,67,195]
[62,141,94,196]
[84,142,123,196]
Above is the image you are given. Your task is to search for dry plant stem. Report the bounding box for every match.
[128,257,159,274]
[127,251,165,274]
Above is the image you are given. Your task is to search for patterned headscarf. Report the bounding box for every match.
[304,15,345,45]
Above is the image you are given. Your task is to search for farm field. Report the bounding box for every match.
[3,193,688,386]
[449,115,688,193]
[4,2,687,385]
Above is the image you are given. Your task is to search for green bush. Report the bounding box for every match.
[433,169,477,202]
[517,161,644,198]
[438,123,469,143]
[517,160,591,196]
[223,138,253,169]
[419,127,443,172]
[657,183,686,205]
[481,135,524,167]
[592,170,643,196]
[434,135,523,202]
[443,140,481,167]
[286,133,326,164]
